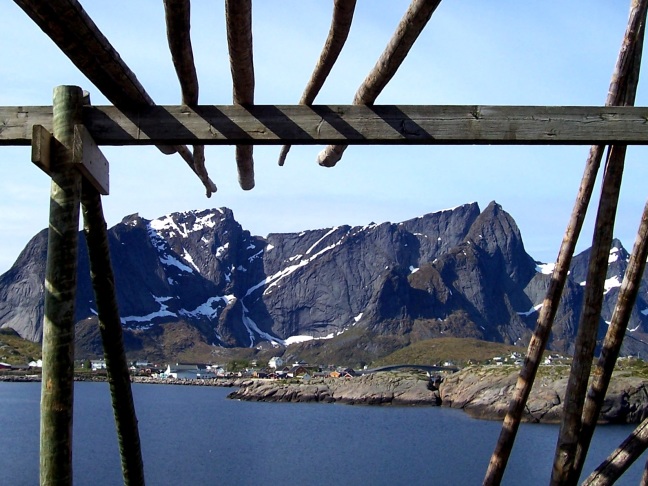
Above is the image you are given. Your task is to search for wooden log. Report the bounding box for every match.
[5,104,648,147]
[225,0,255,190]
[40,85,84,486]
[483,2,647,484]
[574,199,648,480]
[582,418,648,485]
[81,182,145,486]
[278,0,357,166]
[317,0,442,167]
[551,2,646,483]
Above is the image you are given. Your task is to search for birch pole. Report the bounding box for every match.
[317,0,441,167]
[81,184,145,486]
[483,2,647,484]
[40,85,83,486]
[225,0,255,190]
[278,0,357,166]
[163,0,215,197]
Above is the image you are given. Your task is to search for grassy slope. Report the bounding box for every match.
[374,337,532,367]
[0,328,41,364]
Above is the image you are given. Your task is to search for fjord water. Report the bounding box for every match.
[1,382,643,485]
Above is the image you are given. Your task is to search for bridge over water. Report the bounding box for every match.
[359,364,460,375]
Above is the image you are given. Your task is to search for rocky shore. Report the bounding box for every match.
[228,372,440,406]
[228,366,648,424]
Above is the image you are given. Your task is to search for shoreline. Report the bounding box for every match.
[0,373,246,387]
[5,367,648,424]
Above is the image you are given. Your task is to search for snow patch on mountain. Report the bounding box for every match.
[536,262,555,275]
[179,295,235,320]
[604,275,622,293]
[306,226,339,255]
[121,295,177,329]
[245,240,344,298]
[517,303,543,317]
[241,301,283,347]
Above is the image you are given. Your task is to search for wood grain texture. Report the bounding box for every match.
[4,104,648,146]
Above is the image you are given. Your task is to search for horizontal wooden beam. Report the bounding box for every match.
[1,105,648,146]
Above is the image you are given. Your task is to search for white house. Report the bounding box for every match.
[163,363,209,379]
[91,359,107,371]
[29,359,43,368]
[268,356,284,369]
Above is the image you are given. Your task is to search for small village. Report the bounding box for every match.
[0,351,571,383]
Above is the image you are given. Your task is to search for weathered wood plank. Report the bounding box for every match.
[13,0,198,165]
[73,125,109,195]
[31,124,53,174]
[2,105,648,146]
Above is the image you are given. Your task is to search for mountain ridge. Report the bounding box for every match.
[1,202,647,363]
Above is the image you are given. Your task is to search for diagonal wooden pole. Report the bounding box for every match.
[278,0,357,166]
[573,198,648,480]
[317,0,441,167]
[81,182,145,486]
[582,416,648,485]
[40,85,83,486]
[483,2,646,484]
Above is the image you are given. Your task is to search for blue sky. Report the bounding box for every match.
[0,1,647,274]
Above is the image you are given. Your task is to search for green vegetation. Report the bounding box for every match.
[227,359,251,372]
[0,328,41,365]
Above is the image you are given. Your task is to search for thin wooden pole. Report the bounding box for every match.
[81,182,145,486]
[483,2,646,484]
[40,85,83,486]
[582,417,648,485]
[551,2,646,482]
[573,199,648,480]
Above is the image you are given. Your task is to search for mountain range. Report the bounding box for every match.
[1,201,647,363]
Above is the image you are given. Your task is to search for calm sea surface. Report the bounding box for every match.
[0,381,644,485]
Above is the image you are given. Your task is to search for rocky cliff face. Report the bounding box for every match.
[1,202,647,359]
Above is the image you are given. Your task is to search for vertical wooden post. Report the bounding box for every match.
[81,184,146,486]
[40,85,83,486]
